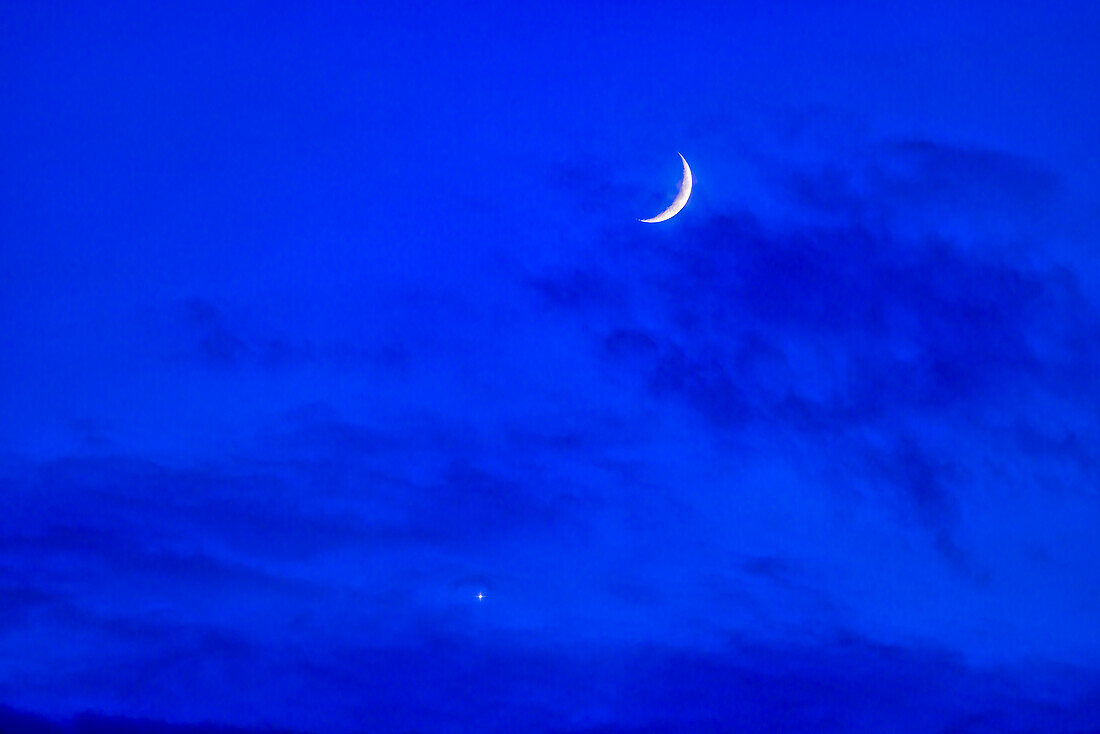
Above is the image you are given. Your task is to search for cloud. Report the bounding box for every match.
[876,139,1058,208]
[180,300,251,367]
[159,298,408,371]
[769,136,1059,229]
[579,214,1094,432]
[3,631,1099,734]
[528,268,625,313]
[0,705,300,734]
[534,136,1100,567]
[4,130,1098,733]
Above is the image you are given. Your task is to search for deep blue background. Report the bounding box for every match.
[3,1,1100,731]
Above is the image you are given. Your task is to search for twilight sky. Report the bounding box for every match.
[2,1,1100,732]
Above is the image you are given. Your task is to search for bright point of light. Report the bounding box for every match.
[476,593,484,601]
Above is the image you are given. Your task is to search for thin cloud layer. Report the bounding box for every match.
[3,0,1099,722]
[2,126,1099,731]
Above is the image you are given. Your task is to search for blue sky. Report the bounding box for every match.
[2,1,1100,732]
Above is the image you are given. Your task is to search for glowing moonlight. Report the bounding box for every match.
[639,153,692,223]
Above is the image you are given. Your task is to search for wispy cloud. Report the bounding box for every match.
[3,129,1098,732]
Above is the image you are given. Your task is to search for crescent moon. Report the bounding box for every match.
[639,153,692,223]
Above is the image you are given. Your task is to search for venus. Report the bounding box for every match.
[639,153,692,223]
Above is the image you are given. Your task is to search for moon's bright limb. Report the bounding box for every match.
[639,153,692,223]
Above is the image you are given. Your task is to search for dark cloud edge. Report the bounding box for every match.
[4,629,1100,734]
[0,705,304,734]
